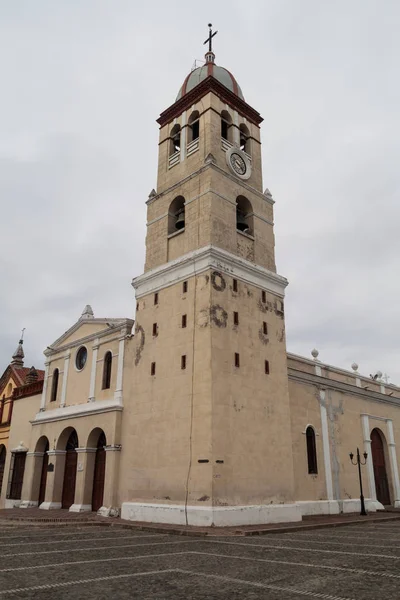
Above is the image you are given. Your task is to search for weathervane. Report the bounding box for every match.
[20,327,25,342]
[204,23,218,53]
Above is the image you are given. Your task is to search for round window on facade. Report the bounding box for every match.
[75,346,88,371]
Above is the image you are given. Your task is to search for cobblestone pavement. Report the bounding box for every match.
[1,520,400,599]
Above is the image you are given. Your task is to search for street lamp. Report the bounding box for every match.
[349,447,368,516]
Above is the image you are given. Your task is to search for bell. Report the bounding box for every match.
[236,211,249,233]
[175,209,185,230]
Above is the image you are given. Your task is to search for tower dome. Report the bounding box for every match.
[176,23,244,102]
[176,62,244,102]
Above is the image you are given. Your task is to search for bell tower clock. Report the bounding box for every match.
[126,26,300,527]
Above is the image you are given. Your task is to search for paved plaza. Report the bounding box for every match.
[0,519,400,599]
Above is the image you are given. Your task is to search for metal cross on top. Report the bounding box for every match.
[204,23,218,52]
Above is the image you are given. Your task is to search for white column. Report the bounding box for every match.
[39,361,50,411]
[233,109,240,146]
[361,414,377,501]
[88,339,99,403]
[180,111,187,162]
[114,330,126,403]
[386,419,400,507]
[60,350,71,408]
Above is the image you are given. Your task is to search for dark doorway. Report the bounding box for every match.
[92,432,106,512]
[61,431,78,509]
[9,452,26,500]
[0,445,6,496]
[38,440,49,506]
[371,428,391,505]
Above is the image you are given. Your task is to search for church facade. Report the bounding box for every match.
[1,39,400,525]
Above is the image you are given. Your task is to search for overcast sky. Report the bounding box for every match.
[1,1,399,384]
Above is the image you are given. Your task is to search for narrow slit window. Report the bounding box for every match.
[181,355,186,370]
[183,281,188,293]
[233,311,239,325]
[102,352,112,390]
[151,362,156,376]
[50,369,59,402]
[233,279,238,292]
[264,360,270,375]
[261,290,266,303]
[152,323,158,337]
[136,302,139,311]
[235,353,240,368]
[182,314,187,328]
[154,293,159,305]
[263,322,268,335]
[306,427,318,474]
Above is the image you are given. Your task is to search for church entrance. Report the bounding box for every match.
[92,432,106,512]
[0,445,6,496]
[61,430,78,509]
[371,428,391,506]
[38,440,49,506]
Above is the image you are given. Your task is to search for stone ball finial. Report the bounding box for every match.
[311,348,319,359]
[351,362,359,372]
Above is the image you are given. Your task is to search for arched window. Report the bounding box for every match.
[221,110,232,143]
[170,124,181,155]
[236,196,254,234]
[168,196,185,234]
[102,352,112,390]
[306,426,318,474]
[239,123,250,154]
[188,111,200,143]
[50,369,59,403]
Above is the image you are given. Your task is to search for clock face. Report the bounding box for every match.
[230,152,247,175]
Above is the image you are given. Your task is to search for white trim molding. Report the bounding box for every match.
[133,245,288,299]
[32,397,123,425]
[121,502,301,527]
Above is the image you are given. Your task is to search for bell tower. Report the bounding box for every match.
[128,27,300,526]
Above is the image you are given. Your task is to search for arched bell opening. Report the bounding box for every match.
[188,110,200,143]
[239,123,250,154]
[169,124,181,156]
[221,110,233,143]
[371,428,391,505]
[90,430,107,512]
[61,429,79,509]
[0,444,6,497]
[236,196,254,235]
[168,196,185,234]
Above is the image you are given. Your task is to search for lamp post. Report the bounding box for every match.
[349,447,368,516]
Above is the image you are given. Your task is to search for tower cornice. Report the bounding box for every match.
[157,76,263,128]
[146,160,274,206]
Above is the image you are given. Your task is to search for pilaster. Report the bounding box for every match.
[88,339,99,403]
[386,419,400,507]
[20,452,44,508]
[60,350,71,408]
[39,361,50,411]
[40,450,66,510]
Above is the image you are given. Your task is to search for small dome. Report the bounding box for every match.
[177,63,244,101]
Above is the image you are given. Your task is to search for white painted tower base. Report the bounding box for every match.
[121,502,302,527]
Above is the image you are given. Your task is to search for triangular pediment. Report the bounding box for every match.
[47,317,133,355]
